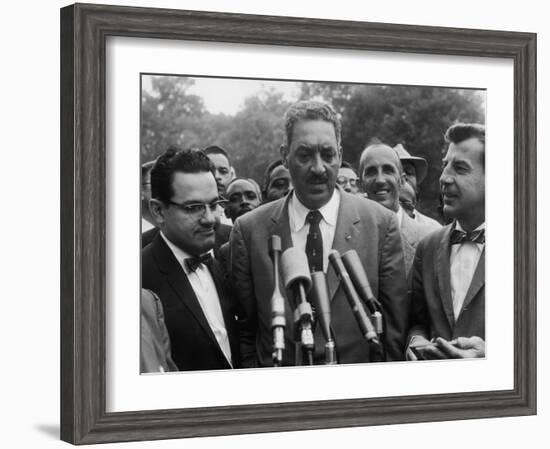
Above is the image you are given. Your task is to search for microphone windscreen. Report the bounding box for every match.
[310,271,331,340]
[342,250,374,299]
[281,247,312,292]
[269,235,282,257]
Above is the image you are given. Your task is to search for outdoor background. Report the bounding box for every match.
[2,0,546,448]
[141,75,485,219]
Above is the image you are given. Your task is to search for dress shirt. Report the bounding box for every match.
[288,189,340,272]
[395,206,404,228]
[141,217,155,233]
[159,232,233,366]
[450,221,485,320]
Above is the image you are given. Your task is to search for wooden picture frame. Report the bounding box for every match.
[60,3,536,444]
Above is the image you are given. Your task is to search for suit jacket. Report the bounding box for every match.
[414,210,442,232]
[142,234,240,371]
[231,189,408,367]
[142,222,232,261]
[400,211,439,275]
[409,223,485,342]
[140,289,178,373]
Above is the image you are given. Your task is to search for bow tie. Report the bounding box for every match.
[450,228,485,245]
[184,253,213,272]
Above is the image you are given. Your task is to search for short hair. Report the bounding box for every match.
[203,145,232,166]
[226,177,262,202]
[150,146,214,203]
[444,123,485,167]
[262,159,284,194]
[359,143,403,178]
[340,160,357,173]
[283,100,341,147]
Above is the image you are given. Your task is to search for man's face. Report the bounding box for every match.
[154,171,219,256]
[399,179,417,218]
[225,179,261,221]
[336,167,359,194]
[440,137,485,229]
[281,120,341,210]
[265,164,292,202]
[402,161,418,192]
[207,153,233,196]
[361,145,402,212]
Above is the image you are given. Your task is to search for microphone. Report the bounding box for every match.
[309,272,337,364]
[280,247,314,365]
[269,235,285,366]
[341,250,383,335]
[328,250,379,344]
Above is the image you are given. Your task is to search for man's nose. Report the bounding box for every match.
[202,205,217,223]
[440,167,453,185]
[310,154,325,174]
[374,170,386,184]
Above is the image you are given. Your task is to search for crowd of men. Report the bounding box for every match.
[140,100,486,373]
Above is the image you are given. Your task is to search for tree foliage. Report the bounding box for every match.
[141,76,485,219]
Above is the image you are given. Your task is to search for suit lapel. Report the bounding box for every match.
[459,247,485,315]
[328,192,361,300]
[436,225,455,329]
[152,235,223,354]
[268,195,293,253]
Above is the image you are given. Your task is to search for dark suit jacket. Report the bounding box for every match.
[142,222,232,261]
[409,223,485,342]
[231,189,408,367]
[142,234,240,371]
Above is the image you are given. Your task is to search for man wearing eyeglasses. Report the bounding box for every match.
[141,147,239,371]
[231,100,408,367]
[336,161,360,195]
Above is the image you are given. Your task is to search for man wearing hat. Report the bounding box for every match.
[393,144,441,231]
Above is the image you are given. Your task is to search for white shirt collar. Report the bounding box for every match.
[289,188,340,232]
[159,231,213,275]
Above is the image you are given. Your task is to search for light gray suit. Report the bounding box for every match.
[400,211,440,275]
[231,188,409,367]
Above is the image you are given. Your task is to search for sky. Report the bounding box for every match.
[142,75,301,115]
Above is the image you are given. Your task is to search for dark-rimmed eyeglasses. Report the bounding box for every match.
[166,198,228,216]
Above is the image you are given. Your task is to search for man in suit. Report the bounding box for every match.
[407,123,486,360]
[231,100,408,367]
[142,148,239,371]
[393,144,441,231]
[359,142,437,274]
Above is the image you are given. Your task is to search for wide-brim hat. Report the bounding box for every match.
[393,143,428,185]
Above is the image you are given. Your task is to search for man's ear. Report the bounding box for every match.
[280,144,289,168]
[230,166,236,180]
[148,199,165,226]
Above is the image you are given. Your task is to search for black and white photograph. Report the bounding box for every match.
[139,74,487,373]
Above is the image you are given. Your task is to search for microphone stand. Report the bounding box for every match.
[310,272,337,365]
[269,236,285,367]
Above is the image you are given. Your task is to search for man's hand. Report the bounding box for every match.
[406,336,446,360]
[435,336,485,359]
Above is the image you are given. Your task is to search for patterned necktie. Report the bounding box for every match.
[185,252,213,272]
[450,228,485,245]
[305,210,323,273]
